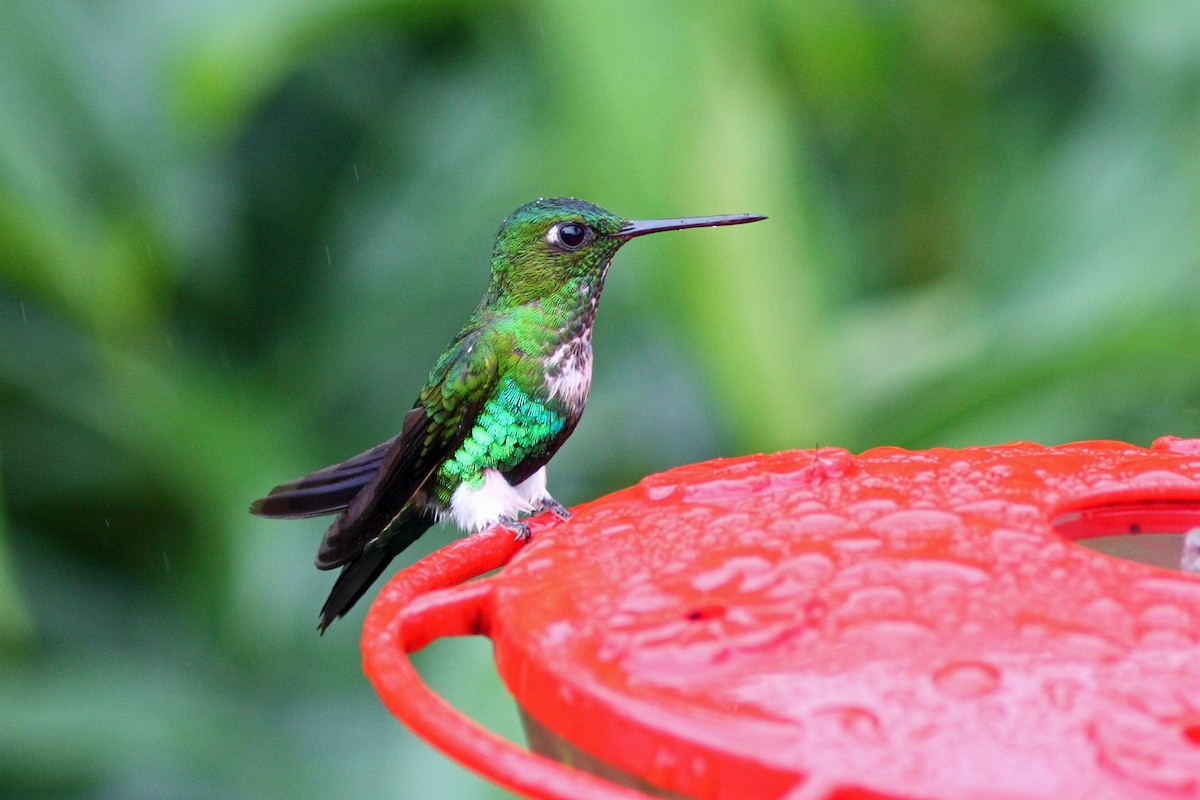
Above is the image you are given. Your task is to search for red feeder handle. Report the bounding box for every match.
[362,520,653,800]
[364,438,1200,800]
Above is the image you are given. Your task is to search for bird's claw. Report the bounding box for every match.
[498,500,568,543]
[500,517,532,541]
[543,499,572,522]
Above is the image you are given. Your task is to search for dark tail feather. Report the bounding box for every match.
[250,437,398,519]
[317,516,435,633]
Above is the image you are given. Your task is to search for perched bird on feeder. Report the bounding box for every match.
[251,197,765,631]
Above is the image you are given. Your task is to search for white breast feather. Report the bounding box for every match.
[544,335,593,406]
[447,467,551,532]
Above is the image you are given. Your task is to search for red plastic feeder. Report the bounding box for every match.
[362,438,1200,799]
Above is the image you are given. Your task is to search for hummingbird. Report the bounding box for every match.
[250,197,765,631]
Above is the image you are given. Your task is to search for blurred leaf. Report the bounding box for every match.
[0,447,34,647]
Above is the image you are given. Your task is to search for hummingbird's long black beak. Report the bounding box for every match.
[618,213,766,238]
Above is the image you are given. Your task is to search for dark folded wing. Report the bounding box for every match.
[315,333,499,569]
[249,435,399,518]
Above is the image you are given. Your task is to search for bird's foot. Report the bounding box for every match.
[499,516,532,541]
[542,498,572,522]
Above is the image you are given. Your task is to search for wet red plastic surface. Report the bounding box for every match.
[364,438,1200,799]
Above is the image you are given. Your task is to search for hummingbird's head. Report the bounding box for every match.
[486,197,766,306]
[487,197,626,306]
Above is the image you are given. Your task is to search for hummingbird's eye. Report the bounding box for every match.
[547,221,591,252]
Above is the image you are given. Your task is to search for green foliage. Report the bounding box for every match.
[0,1,1197,797]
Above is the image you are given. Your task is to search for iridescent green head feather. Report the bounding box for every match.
[487,198,626,306]
[486,197,766,307]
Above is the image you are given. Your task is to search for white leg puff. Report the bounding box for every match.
[513,467,552,508]
[449,468,537,532]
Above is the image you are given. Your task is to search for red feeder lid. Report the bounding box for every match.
[363,438,1200,799]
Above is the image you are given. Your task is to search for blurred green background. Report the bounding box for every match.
[1,1,1198,798]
